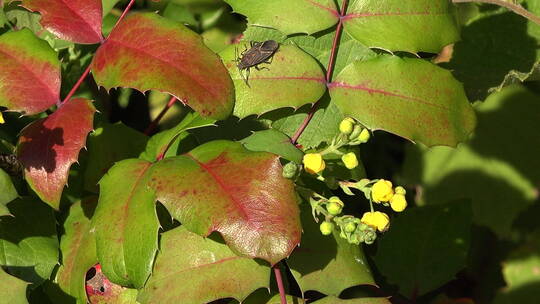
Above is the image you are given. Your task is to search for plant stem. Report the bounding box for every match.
[144,96,177,135]
[274,265,287,304]
[452,0,540,26]
[60,0,136,104]
[290,0,348,144]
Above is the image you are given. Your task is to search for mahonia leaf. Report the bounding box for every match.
[0,29,60,115]
[92,158,158,288]
[0,168,18,215]
[139,227,270,304]
[329,56,476,147]
[0,268,28,304]
[16,98,95,209]
[343,0,459,53]
[91,13,234,120]
[224,0,339,35]
[85,264,139,304]
[148,140,301,265]
[220,43,326,118]
[241,129,303,163]
[16,0,103,43]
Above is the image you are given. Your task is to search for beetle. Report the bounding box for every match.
[236,40,280,87]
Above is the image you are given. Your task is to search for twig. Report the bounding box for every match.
[452,0,540,26]
[290,0,348,144]
[144,96,177,135]
[60,0,136,104]
[274,265,287,304]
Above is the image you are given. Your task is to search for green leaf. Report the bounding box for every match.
[54,198,97,304]
[102,0,121,16]
[92,159,158,288]
[225,0,339,35]
[343,0,459,53]
[220,43,326,118]
[148,140,301,265]
[84,122,148,192]
[288,206,374,296]
[241,129,303,163]
[140,112,214,161]
[374,200,472,298]
[0,268,29,304]
[0,168,18,215]
[313,296,391,304]
[0,28,60,114]
[402,84,540,237]
[91,13,234,120]
[329,56,476,147]
[445,0,540,101]
[138,227,270,304]
[0,197,59,285]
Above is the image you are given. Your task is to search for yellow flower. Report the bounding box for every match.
[390,194,407,212]
[358,128,370,143]
[371,179,394,203]
[0,112,4,124]
[394,186,406,195]
[341,152,358,169]
[361,211,390,232]
[303,153,325,174]
[339,117,355,134]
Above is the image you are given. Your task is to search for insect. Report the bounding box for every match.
[236,40,280,87]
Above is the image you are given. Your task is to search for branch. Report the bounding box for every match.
[144,96,177,135]
[452,0,540,26]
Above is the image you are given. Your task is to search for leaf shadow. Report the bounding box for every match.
[19,125,64,173]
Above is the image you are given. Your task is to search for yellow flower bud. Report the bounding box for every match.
[358,128,370,143]
[339,117,355,134]
[360,211,390,232]
[302,153,326,174]
[390,194,407,212]
[371,179,394,203]
[394,186,406,195]
[0,112,4,124]
[341,152,358,169]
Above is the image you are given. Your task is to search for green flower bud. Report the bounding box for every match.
[339,117,355,134]
[348,125,362,140]
[341,152,358,169]
[282,162,299,179]
[358,128,371,143]
[327,202,342,215]
[320,221,334,235]
[394,186,406,195]
[359,223,369,231]
[344,222,356,233]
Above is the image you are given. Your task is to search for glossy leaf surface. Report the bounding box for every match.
[92,13,234,120]
[0,168,18,215]
[221,44,326,118]
[329,56,476,147]
[139,227,270,304]
[149,140,301,265]
[375,201,472,297]
[225,0,338,35]
[241,129,303,163]
[92,158,158,288]
[343,0,459,53]
[19,0,103,43]
[314,297,391,304]
[55,199,97,303]
[0,29,60,114]
[0,268,28,304]
[288,207,374,296]
[0,197,59,285]
[17,98,95,209]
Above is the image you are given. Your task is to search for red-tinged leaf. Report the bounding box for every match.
[0,29,60,115]
[139,227,270,304]
[16,98,95,209]
[329,56,476,147]
[91,13,234,120]
[149,140,301,265]
[92,158,159,288]
[86,264,139,304]
[17,0,103,44]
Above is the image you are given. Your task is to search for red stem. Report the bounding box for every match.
[274,265,287,304]
[60,0,136,104]
[290,0,348,144]
[144,96,177,135]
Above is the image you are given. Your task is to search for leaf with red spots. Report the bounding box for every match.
[17,0,103,44]
[220,43,327,118]
[92,158,159,288]
[149,140,301,265]
[138,227,270,304]
[91,13,234,120]
[0,29,60,115]
[224,0,339,35]
[16,98,95,209]
[85,264,139,304]
[342,0,459,53]
[54,198,97,303]
[329,56,476,147]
